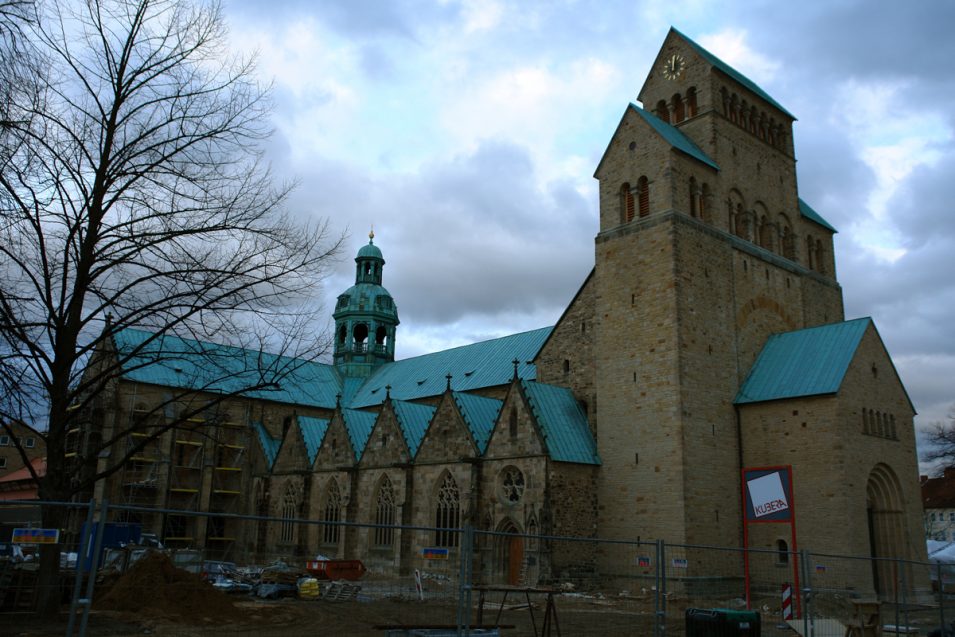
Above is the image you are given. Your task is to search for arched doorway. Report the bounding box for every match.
[866,464,906,595]
[495,519,524,585]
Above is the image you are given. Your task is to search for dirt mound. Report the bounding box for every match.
[95,550,238,622]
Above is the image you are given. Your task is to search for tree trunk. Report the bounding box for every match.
[35,504,67,615]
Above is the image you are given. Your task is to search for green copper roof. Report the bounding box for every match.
[357,240,383,260]
[521,381,601,465]
[253,422,280,470]
[452,392,503,454]
[350,327,552,408]
[298,416,329,465]
[114,328,341,409]
[673,27,795,119]
[630,104,720,171]
[342,408,376,460]
[735,318,871,405]
[391,400,436,457]
[798,198,838,233]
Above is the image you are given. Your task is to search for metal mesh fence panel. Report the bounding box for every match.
[6,498,955,637]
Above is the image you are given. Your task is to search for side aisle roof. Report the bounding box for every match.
[391,400,436,457]
[521,380,601,465]
[452,392,503,454]
[736,318,888,405]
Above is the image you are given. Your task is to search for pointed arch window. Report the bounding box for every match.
[509,407,518,440]
[322,479,342,545]
[374,476,396,547]
[281,483,298,544]
[435,473,461,548]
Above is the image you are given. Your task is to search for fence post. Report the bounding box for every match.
[654,539,666,637]
[939,562,946,635]
[78,498,109,637]
[65,499,97,637]
[800,549,812,637]
[456,524,474,636]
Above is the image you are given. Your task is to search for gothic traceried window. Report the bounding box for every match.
[280,483,298,544]
[322,479,342,545]
[435,473,460,548]
[499,466,526,504]
[374,476,396,547]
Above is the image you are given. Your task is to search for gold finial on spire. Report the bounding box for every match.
[369,225,375,243]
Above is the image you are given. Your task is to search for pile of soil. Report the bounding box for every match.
[94,551,239,622]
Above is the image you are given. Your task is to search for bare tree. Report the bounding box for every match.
[923,406,955,472]
[0,0,341,611]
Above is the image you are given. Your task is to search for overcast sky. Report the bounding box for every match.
[223,0,955,463]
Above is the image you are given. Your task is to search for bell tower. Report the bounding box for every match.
[332,231,399,378]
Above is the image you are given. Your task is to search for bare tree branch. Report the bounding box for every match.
[0,0,342,612]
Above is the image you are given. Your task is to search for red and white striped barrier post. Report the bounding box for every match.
[781,582,793,621]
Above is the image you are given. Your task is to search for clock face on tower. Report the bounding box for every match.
[661,53,687,81]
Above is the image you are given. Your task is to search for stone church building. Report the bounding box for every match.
[80,28,926,591]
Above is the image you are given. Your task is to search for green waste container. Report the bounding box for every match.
[685,608,761,636]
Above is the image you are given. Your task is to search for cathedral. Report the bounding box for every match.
[82,28,926,592]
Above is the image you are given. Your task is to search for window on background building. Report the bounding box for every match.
[0,457,6,469]
[932,513,938,521]
[25,437,35,449]
[949,512,954,522]
[0,435,8,446]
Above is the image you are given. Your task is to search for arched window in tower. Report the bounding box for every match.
[750,107,758,135]
[700,184,711,223]
[338,324,347,346]
[322,480,342,545]
[672,93,685,123]
[729,94,739,124]
[281,482,298,544]
[875,411,884,437]
[815,239,826,275]
[759,114,768,141]
[637,176,650,218]
[739,100,749,129]
[620,183,634,223]
[353,323,368,353]
[375,326,388,352]
[686,87,698,117]
[689,178,699,218]
[720,87,729,116]
[434,473,460,548]
[509,407,518,439]
[656,100,670,123]
[779,214,795,260]
[374,475,396,547]
[806,236,816,270]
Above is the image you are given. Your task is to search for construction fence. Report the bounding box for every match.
[1,499,953,636]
